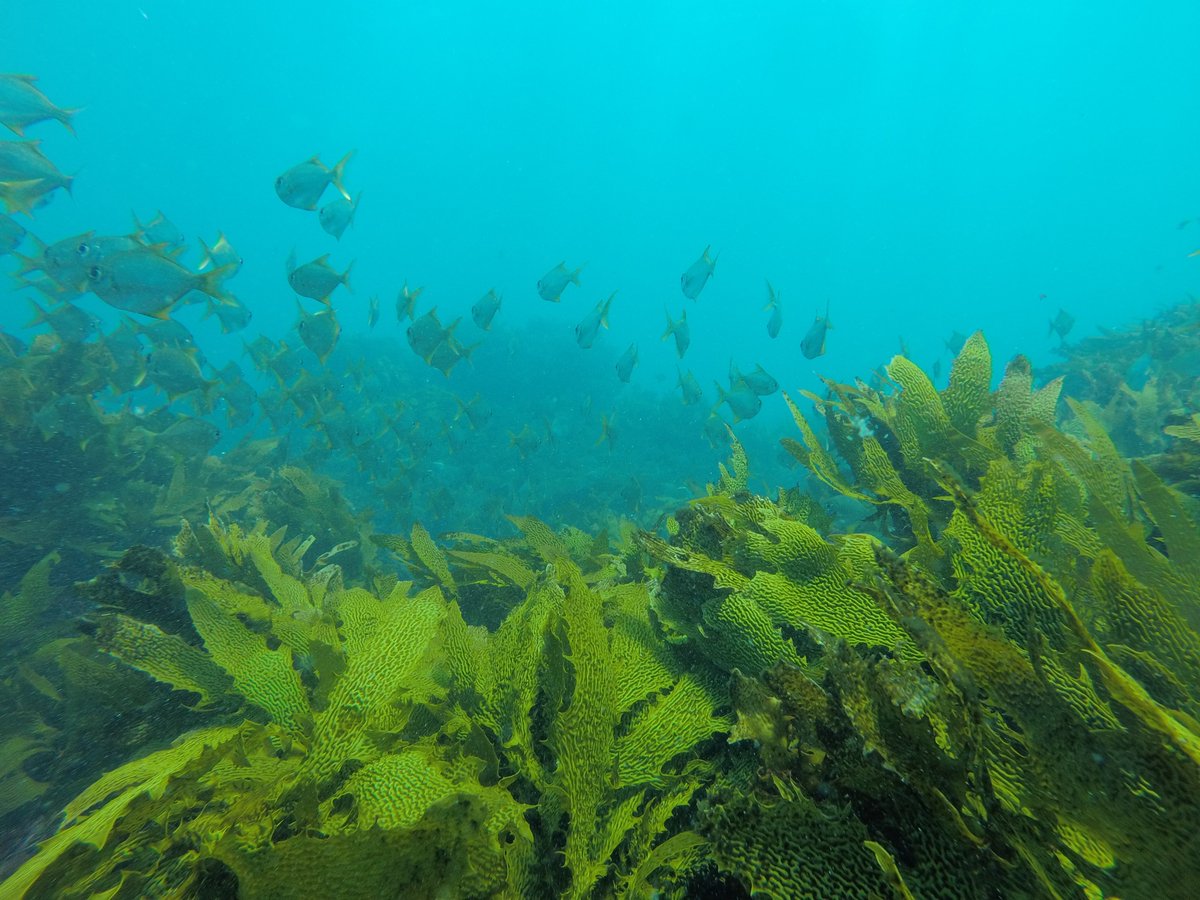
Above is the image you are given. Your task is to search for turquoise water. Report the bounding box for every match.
[3,3,1200,895]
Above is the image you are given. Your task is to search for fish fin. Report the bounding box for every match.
[24,299,48,327]
[286,248,297,276]
[0,180,43,216]
[58,107,81,136]
[341,259,355,293]
[571,262,586,284]
[332,150,355,201]
[197,263,237,304]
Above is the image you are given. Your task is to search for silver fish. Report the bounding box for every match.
[43,232,142,291]
[662,307,689,358]
[133,210,184,247]
[764,281,782,338]
[615,342,638,383]
[0,212,24,255]
[89,247,234,318]
[677,368,703,405]
[26,299,98,343]
[367,295,380,329]
[537,261,583,302]
[730,362,778,396]
[286,252,353,304]
[407,307,448,361]
[713,381,761,422]
[472,288,502,330]
[207,296,253,334]
[296,303,341,364]
[0,74,78,136]
[396,282,423,322]
[274,152,353,211]
[0,140,74,195]
[681,245,717,300]
[198,232,242,274]
[801,303,832,359]
[575,291,615,348]
[319,192,360,239]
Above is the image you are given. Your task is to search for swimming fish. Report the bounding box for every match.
[26,299,99,344]
[274,151,354,211]
[0,213,24,255]
[764,280,782,338]
[575,291,615,348]
[198,232,242,275]
[367,295,380,329]
[1048,308,1075,341]
[800,302,832,359]
[681,245,717,300]
[296,303,341,364]
[713,381,762,422]
[0,74,78,136]
[144,346,215,405]
[944,330,968,355]
[615,342,638,383]
[455,393,492,429]
[537,261,583,302]
[0,140,74,197]
[677,368,703,405]
[206,296,253,334]
[730,361,778,396]
[396,282,423,322]
[132,210,184,248]
[597,413,617,449]
[662,307,690,358]
[319,191,361,240]
[39,232,142,291]
[286,252,353,304]
[88,247,235,318]
[472,288,502,330]
[703,412,733,448]
[406,307,449,361]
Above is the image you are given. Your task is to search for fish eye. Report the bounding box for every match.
[275,176,283,186]
[77,242,90,256]
[88,265,102,279]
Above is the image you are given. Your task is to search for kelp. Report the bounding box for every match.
[6,332,1200,898]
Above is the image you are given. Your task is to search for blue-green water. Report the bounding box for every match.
[3,3,1200,897]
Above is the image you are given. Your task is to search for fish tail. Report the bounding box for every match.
[0,180,43,217]
[332,150,355,201]
[197,262,237,303]
[341,259,355,293]
[571,262,586,285]
[24,299,48,327]
[58,107,82,136]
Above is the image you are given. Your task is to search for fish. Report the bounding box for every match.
[508,423,543,458]
[0,212,24,255]
[1048,308,1075,341]
[940,333,966,357]
[144,346,215,405]
[396,282,423,322]
[0,74,78,136]
[0,178,60,217]
[713,381,762,422]
[43,232,144,292]
[662,307,690,358]
[681,245,717,300]
[455,393,492,429]
[0,140,74,198]
[132,210,184,248]
[130,417,221,460]
[407,307,449,361]
[319,192,360,239]
[615,342,638,383]
[88,247,235,318]
[136,317,196,350]
[427,334,476,377]
[596,413,617,449]
[26,299,99,344]
[800,302,832,359]
[730,362,778,396]
[32,395,105,446]
[274,151,354,211]
[677,368,703,405]
[367,295,380,329]
[296,303,341,364]
[575,291,615,348]
[215,362,257,427]
[764,281,782,338]
[198,232,242,274]
[206,296,253,334]
[703,412,732,449]
[472,288,502,331]
[537,261,583,302]
[286,252,353,304]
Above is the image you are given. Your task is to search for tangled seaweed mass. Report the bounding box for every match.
[3,323,1200,897]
